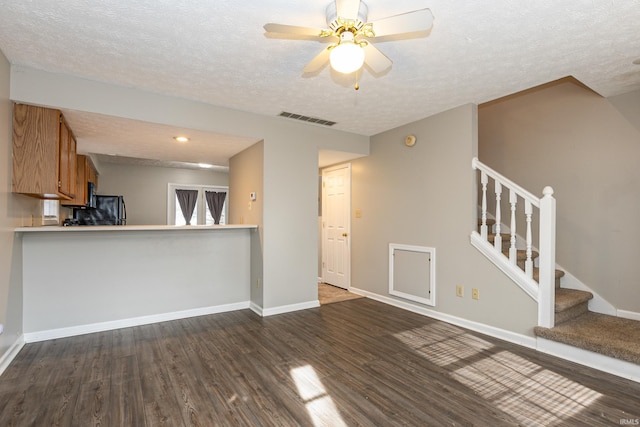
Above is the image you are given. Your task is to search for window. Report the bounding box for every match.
[167,184,228,225]
[42,200,60,225]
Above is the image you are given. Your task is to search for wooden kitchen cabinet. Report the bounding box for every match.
[12,104,77,199]
[62,154,99,207]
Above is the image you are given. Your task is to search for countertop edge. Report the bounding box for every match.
[15,224,259,233]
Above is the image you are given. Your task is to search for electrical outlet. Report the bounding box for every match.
[472,288,480,300]
[256,279,260,288]
[456,285,464,297]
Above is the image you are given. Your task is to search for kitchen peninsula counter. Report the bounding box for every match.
[17,224,258,341]
[16,224,257,232]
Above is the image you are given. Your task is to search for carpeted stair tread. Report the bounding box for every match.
[487,232,509,242]
[534,312,640,365]
[554,288,592,312]
[533,268,565,282]
[477,218,496,227]
[502,249,539,261]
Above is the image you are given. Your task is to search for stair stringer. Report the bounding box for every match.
[470,231,538,301]
[475,214,618,317]
[554,265,617,316]
[510,232,616,316]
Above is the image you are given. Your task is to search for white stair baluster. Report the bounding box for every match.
[481,171,488,239]
[525,200,533,278]
[494,181,502,251]
[509,189,517,264]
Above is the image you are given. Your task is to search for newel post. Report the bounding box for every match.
[538,186,556,328]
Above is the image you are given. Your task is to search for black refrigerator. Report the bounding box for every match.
[73,195,127,225]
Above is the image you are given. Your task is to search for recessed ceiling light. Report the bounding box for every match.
[633,58,640,65]
[174,136,190,142]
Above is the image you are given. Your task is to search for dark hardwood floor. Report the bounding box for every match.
[1,298,639,426]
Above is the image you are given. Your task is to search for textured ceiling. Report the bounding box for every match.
[1,0,639,167]
[62,109,258,169]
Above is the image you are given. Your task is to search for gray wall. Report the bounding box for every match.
[0,51,40,362]
[10,66,369,313]
[609,89,640,133]
[95,161,228,225]
[351,104,537,336]
[479,79,640,313]
[229,141,264,308]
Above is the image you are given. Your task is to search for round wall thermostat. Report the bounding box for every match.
[405,134,417,147]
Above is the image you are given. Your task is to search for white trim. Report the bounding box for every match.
[0,335,26,377]
[478,217,619,317]
[249,302,263,316]
[349,287,537,349]
[472,157,540,207]
[388,243,436,307]
[537,337,640,382]
[618,309,640,322]
[470,231,539,301]
[559,266,617,315]
[23,301,250,343]
[261,300,320,317]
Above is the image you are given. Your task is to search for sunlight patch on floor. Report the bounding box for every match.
[395,325,604,424]
[394,323,495,366]
[291,365,347,427]
[451,350,603,425]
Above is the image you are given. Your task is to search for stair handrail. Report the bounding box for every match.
[471,158,556,328]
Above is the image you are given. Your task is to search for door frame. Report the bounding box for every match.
[321,163,352,289]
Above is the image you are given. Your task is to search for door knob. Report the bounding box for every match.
[342,233,348,237]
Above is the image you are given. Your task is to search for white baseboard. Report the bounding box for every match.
[351,286,640,383]
[23,301,251,343]
[0,335,26,377]
[349,287,537,349]
[249,302,263,316]
[261,300,320,317]
[618,309,640,321]
[537,338,640,382]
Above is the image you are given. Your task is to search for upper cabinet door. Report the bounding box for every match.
[58,117,76,199]
[12,104,77,200]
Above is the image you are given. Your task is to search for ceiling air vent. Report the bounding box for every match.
[278,111,336,127]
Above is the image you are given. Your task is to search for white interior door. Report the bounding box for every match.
[322,164,351,289]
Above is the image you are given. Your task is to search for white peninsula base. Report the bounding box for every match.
[17,225,257,342]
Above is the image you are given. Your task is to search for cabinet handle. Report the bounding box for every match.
[58,181,61,188]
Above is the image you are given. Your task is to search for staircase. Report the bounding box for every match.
[483,219,592,324]
[472,159,640,368]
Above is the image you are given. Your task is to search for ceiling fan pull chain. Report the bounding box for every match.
[354,70,359,90]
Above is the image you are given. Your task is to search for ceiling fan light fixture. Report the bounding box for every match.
[329,32,365,74]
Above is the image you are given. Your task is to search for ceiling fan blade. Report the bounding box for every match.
[362,43,392,74]
[303,47,331,73]
[264,23,325,38]
[369,8,434,38]
[335,0,361,20]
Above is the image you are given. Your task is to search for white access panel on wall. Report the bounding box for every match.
[389,243,436,306]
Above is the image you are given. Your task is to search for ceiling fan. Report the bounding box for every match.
[264,0,434,78]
